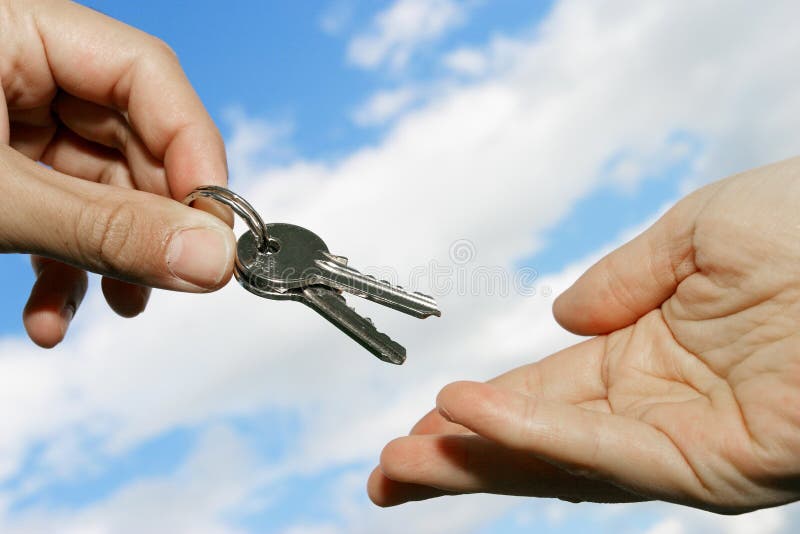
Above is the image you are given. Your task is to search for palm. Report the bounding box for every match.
[370,159,800,512]
[608,181,800,506]
[602,305,798,509]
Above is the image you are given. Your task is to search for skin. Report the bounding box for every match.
[0,0,235,348]
[370,157,800,514]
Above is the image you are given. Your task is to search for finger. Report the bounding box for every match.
[437,381,708,504]
[1,145,234,292]
[40,127,134,188]
[40,127,218,314]
[53,94,168,196]
[411,337,609,436]
[7,105,58,158]
[23,257,88,348]
[44,105,232,226]
[33,1,227,198]
[371,434,641,507]
[368,468,457,507]
[489,336,608,402]
[8,122,57,160]
[551,186,716,335]
[101,277,151,318]
[42,129,152,317]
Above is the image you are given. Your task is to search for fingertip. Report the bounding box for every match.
[367,467,395,507]
[101,278,151,317]
[23,307,71,349]
[436,381,499,423]
[163,124,229,200]
[378,436,448,484]
[367,465,452,507]
[551,280,606,335]
[436,380,480,404]
[551,289,571,328]
[23,260,87,348]
[378,437,411,480]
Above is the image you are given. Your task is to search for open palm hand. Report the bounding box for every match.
[369,158,800,513]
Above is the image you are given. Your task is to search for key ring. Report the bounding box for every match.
[182,185,270,252]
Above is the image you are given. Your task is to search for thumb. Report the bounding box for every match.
[0,146,235,292]
[552,185,715,335]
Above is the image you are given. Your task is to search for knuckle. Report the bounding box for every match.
[77,198,142,276]
[147,35,179,63]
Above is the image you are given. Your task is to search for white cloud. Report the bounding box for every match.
[347,0,469,70]
[645,518,686,534]
[3,0,800,531]
[351,87,419,126]
[442,47,487,76]
[223,108,293,183]
[544,501,568,525]
[718,507,786,534]
[280,526,340,534]
[642,503,788,534]
[0,426,262,534]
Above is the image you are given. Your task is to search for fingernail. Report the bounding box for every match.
[166,227,230,288]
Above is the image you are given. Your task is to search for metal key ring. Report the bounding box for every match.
[182,186,270,252]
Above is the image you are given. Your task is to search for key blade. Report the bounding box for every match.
[301,286,407,365]
[314,254,441,319]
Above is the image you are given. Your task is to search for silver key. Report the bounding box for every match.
[235,224,440,364]
[236,224,441,319]
[183,186,440,365]
[233,281,406,365]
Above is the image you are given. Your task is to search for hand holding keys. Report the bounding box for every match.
[184,186,441,364]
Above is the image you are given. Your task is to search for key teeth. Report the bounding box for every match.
[342,298,405,364]
[358,317,405,364]
[328,263,398,292]
[315,255,441,320]
[303,287,407,365]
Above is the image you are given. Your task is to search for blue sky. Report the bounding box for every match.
[85,0,553,158]
[2,1,800,533]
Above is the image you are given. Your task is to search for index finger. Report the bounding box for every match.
[32,0,227,198]
[411,337,610,436]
